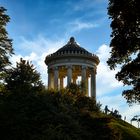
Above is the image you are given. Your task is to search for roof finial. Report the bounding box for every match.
[69,37,75,44]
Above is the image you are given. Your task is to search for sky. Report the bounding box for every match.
[1,0,139,127]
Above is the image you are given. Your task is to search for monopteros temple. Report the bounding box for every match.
[45,37,99,98]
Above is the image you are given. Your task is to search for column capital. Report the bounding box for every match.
[66,65,72,69]
[82,65,87,69]
[54,66,59,70]
[48,67,53,73]
[90,67,96,75]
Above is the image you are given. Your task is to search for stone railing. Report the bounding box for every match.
[45,50,99,60]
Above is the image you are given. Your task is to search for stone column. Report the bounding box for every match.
[48,68,51,89]
[86,76,89,96]
[50,72,54,89]
[48,68,54,89]
[54,66,59,89]
[91,68,96,99]
[82,66,87,95]
[67,65,72,85]
[60,77,64,89]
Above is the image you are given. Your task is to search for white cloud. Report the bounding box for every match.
[11,35,65,85]
[11,52,48,84]
[98,94,124,110]
[18,35,65,55]
[96,44,123,96]
[98,94,140,127]
[69,20,99,32]
[73,0,106,12]
[96,44,140,127]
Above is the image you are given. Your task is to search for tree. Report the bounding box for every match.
[0,6,13,93]
[5,58,44,93]
[107,0,140,103]
[66,83,80,95]
[0,6,13,72]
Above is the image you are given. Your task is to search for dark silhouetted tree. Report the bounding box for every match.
[107,0,140,103]
[5,58,44,93]
[0,6,13,73]
[0,7,13,93]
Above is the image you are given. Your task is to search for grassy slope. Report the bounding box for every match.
[0,91,140,140]
[85,111,140,140]
[108,118,140,140]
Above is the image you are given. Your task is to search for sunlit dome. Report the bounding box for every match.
[55,37,89,54]
[45,37,99,65]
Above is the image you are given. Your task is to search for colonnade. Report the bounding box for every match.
[48,65,96,98]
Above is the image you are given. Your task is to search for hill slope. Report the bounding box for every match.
[109,118,140,140]
[0,90,140,140]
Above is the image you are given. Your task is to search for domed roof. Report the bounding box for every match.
[45,37,100,65]
[55,37,90,55]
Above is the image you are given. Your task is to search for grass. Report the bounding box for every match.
[108,117,140,140]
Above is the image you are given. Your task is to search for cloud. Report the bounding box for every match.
[98,93,140,127]
[11,35,65,85]
[69,20,99,32]
[96,44,140,127]
[96,44,123,96]
[72,0,106,12]
[18,35,65,55]
[123,105,140,128]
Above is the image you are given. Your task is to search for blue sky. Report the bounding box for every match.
[1,0,139,127]
[2,0,111,51]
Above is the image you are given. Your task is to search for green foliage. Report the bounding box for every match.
[0,6,13,73]
[0,90,139,140]
[5,58,44,94]
[75,95,101,112]
[66,83,80,94]
[107,0,140,104]
[66,82,86,95]
[0,6,13,95]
